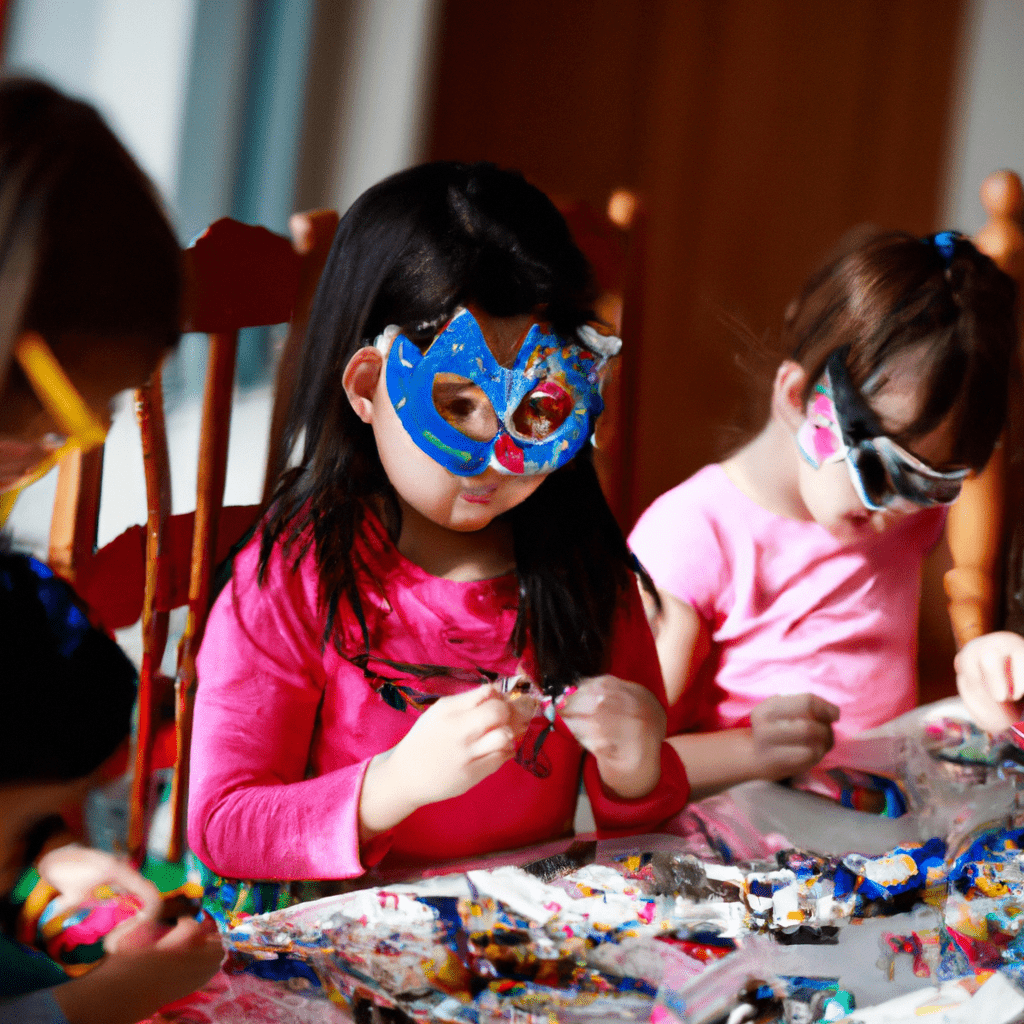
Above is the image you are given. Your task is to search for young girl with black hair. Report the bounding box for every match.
[630,229,1018,800]
[188,162,690,885]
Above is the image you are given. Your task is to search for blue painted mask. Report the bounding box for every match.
[376,307,619,476]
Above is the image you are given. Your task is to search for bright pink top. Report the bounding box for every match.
[628,464,945,740]
[189,509,689,881]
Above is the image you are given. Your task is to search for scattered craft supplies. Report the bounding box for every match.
[192,826,1024,1023]
[137,713,1024,1021]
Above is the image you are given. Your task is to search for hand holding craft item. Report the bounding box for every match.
[359,683,535,840]
[46,910,224,1024]
[954,630,1024,733]
[747,692,839,781]
[36,843,161,923]
[559,675,668,799]
[630,228,1018,802]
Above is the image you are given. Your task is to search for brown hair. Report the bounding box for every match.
[0,77,180,391]
[783,230,1018,470]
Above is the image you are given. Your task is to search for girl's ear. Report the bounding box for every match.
[772,360,809,431]
[342,347,384,424]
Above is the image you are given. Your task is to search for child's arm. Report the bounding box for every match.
[668,694,839,799]
[655,590,838,800]
[954,631,1024,732]
[559,674,667,800]
[554,577,690,833]
[47,914,223,1024]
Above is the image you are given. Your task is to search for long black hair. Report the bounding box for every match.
[261,162,635,696]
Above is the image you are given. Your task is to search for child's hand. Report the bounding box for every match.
[748,693,839,779]
[360,684,529,838]
[52,914,224,1024]
[955,631,1024,732]
[559,675,667,800]
[37,842,160,918]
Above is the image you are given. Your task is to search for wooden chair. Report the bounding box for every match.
[557,190,646,530]
[945,171,1024,652]
[49,209,338,863]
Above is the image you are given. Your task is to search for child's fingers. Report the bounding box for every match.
[757,692,840,724]
[768,716,832,747]
[37,845,161,918]
[561,675,618,717]
[758,713,834,757]
[975,650,1011,701]
[505,693,538,737]
[431,684,516,738]
[559,715,598,751]
[154,913,222,953]
[768,744,830,776]
[562,675,659,719]
[443,682,504,711]
[804,694,841,723]
[99,860,162,916]
[467,723,517,762]
[104,915,170,954]
[1009,650,1024,701]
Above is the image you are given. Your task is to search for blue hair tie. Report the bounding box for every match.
[928,230,959,266]
[27,557,91,659]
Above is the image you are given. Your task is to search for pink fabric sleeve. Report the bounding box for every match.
[583,579,691,833]
[187,537,374,880]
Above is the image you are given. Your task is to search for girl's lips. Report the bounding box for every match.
[461,485,497,505]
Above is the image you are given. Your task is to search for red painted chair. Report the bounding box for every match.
[48,209,338,862]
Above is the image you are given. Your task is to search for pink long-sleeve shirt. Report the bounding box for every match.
[188,509,689,880]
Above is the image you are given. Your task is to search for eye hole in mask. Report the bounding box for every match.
[510,380,575,441]
[432,373,500,442]
[850,447,890,507]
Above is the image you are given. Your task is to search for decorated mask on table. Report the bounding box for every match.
[374,306,620,476]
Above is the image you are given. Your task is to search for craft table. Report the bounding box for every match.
[148,698,1024,1023]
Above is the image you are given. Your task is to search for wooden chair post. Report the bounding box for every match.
[945,170,1024,647]
[47,447,104,582]
[166,328,238,862]
[127,371,173,859]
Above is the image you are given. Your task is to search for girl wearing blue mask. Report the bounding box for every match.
[630,229,1018,801]
[188,163,690,889]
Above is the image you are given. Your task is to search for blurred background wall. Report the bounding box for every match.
[2,0,1022,689]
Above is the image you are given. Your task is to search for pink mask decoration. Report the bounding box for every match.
[796,377,846,468]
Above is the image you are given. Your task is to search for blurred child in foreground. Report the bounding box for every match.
[0,77,223,1021]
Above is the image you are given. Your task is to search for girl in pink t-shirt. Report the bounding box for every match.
[630,229,1018,800]
[188,164,689,887]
